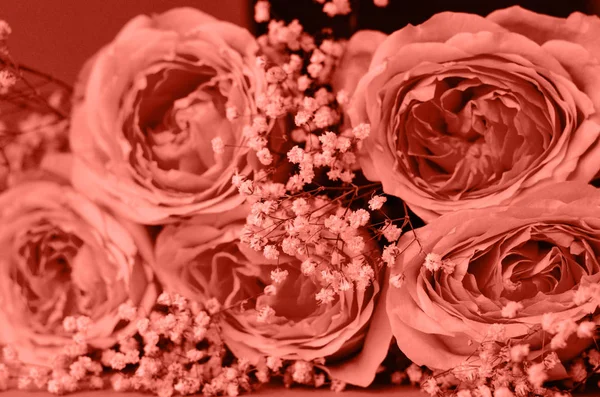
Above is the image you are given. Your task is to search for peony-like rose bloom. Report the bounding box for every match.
[0,180,158,367]
[70,8,264,224]
[383,182,600,375]
[341,7,600,221]
[154,208,387,386]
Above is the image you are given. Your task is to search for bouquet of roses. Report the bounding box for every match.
[0,2,599,396]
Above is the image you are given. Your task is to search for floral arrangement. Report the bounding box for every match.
[0,2,600,397]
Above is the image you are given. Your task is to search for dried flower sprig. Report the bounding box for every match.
[0,292,355,396]
[410,319,599,397]
[0,20,71,190]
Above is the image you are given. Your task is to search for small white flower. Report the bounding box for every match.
[352,123,371,140]
[368,195,386,211]
[264,285,277,296]
[63,316,78,333]
[211,137,225,154]
[527,362,548,389]
[509,344,530,363]
[231,171,245,187]
[270,268,289,284]
[441,259,456,275]
[0,20,12,40]
[266,356,283,372]
[389,273,405,289]
[577,321,596,338]
[423,253,443,272]
[254,0,270,22]
[501,301,523,319]
[297,75,312,91]
[117,300,137,321]
[294,110,312,126]
[263,245,279,260]
[238,180,254,196]
[382,221,402,242]
[315,288,336,305]
[225,105,239,121]
[382,243,400,266]
[291,198,310,216]
[0,70,16,90]
[336,89,349,105]
[256,305,276,323]
[301,259,317,275]
[76,316,91,332]
[347,209,370,228]
[287,146,305,164]
[256,147,273,165]
[307,62,324,78]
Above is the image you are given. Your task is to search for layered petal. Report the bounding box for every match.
[154,208,385,386]
[70,8,264,224]
[385,182,600,373]
[345,9,600,221]
[0,180,157,367]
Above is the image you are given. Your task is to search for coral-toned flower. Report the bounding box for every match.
[0,179,157,367]
[341,7,600,221]
[382,182,600,374]
[154,207,386,386]
[70,8,265,224]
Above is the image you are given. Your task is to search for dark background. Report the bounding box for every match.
[3,0,599,85]
[263,0,600,37]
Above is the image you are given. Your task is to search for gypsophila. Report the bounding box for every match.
[211,137,225,154]
[368,195,386,211]
[389,273,405,289]
[423,253,443,272]
[500,301,523,319]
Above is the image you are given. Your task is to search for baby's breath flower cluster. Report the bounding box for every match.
[0,20,71,190]
[239,194,380,305]
[242,4,420,317]
[257,0,390,20]
[256,357,347,392]
[0,292,354,396]
[313,0,389,17]
[404,284,600,397]
[0,294,248,396]
[0,23,15,93]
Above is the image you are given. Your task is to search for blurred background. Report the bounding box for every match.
[2,0,252,84]
[2,0,599,85]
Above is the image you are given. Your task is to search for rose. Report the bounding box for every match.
[341,7,600,221]
[154,207,388,386]
[381,182,600,375]
[70,8,265,224]
[0,179,158,367]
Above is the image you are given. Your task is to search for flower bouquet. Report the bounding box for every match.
[1,1,600,396]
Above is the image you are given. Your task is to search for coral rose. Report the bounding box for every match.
[154,207,388,386]
[70,8,264,224]
[0,179,157,367]
[384,182,600,376]
[342,7,600,221]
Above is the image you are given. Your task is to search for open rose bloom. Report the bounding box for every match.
[4,2,600,395]
[344,7,600,221]
[384,182,600,375]
[70,8,264,224]
[154,208,385,386]
[0,180,157,367]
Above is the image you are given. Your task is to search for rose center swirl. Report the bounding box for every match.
[431,224,600,317]
[391,58,569,197]
[121,58,234,190]
[13,223,86,332]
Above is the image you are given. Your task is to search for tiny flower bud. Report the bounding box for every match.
[211,137,225,154]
